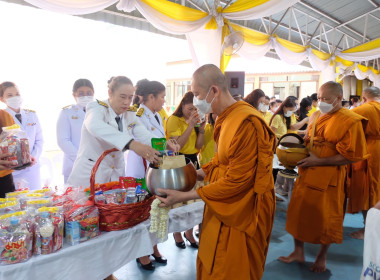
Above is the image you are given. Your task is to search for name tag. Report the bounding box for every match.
[127,122,136,130]
[72,116,79,119]
[27,123,36,126]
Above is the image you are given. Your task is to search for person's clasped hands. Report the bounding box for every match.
[0,152,17,170]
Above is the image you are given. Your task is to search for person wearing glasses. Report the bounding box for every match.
[57,79,94,184]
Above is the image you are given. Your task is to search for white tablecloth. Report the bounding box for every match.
[0,201,204,280]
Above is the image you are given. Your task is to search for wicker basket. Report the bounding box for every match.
[89,148,154,231]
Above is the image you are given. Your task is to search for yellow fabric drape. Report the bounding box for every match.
[275,35,307,53]
[141,0,207,21]
[231,23,269,45]
[220,22,232,73]
[356,64,380,75]
[224,0,270,13]
[356,79,363,96]
[335,56,355,67]
[311,49,331,60]
[342,38,380,53]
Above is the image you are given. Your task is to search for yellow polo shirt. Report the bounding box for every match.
[307,105,317,117]
[261,111,273,125]
[166,115,198,154]
[199,123,215,166]
[270,114,297,139]
[158,108,169,132]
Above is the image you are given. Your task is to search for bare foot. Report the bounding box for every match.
[349,228,365,240]
[139,256,151,265]
[278,251,305,263]
[310,254,327,273]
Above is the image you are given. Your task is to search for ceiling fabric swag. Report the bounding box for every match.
[24,0,118,15]
[22,0,380,83]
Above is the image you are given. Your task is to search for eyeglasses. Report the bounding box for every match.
[77,91,94,97]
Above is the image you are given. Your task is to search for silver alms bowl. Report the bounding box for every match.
[145,162,197,196]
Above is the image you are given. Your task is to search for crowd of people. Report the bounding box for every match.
[0,64,379,279]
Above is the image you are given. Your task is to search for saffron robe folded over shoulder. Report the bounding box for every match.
[286,108,369,244]
[196,101,276,280]
[347,101,380,213]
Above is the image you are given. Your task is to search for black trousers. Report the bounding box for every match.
[0,174,15,198]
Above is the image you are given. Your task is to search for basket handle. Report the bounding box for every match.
[89,148,118,202]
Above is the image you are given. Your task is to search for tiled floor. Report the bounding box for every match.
[114,201,365,280]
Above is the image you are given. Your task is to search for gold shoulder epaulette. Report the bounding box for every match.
[62,104,73,110]
[97,100,108,108]
[127,104,138,112]
[136,108,144,117]
[24,109,35,113]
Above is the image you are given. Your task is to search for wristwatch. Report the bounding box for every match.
[123,139,134,152]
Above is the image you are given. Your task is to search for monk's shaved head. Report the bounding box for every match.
[320,81,343,97]
[193,64,228,92]
[363,86,380,99]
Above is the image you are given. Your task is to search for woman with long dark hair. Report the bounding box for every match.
[296,97,312,131]
[269,97,309,138]
[244,89,272,124]
[166,91,204,249]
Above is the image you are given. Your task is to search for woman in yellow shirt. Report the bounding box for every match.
[244,89,273,124]
[269,97,309,199]
[269,97,309,139]
[166,91,204,249]
[166,91,205,168]
[199,113,216,167]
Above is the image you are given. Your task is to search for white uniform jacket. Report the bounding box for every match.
[67,99,152,187]
[125,104,165,178]
[56,104,85,182]
[6,107,43,189]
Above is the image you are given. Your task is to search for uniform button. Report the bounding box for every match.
[111,166,114,169]
[112,155,115,158]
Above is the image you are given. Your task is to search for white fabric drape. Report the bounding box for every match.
[224,0,300,20]
[336,49,380,62]
[186,25,222,69]
[117,1,212,35]
[24,0,118,15]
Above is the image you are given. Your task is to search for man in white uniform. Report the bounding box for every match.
[57,79,94,183]
[0,81,43,190]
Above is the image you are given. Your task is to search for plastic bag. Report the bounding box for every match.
[0,125,31,170]
[0,212,32,265]
[34,207,64,255]
[65,201,99,246]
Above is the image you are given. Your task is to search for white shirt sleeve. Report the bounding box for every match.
[84,101,133,151]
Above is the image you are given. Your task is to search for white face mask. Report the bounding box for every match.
[284,110,293,117]
[193,87,215,115]
[258,103,269,112]
[272,106,279,112]
[6,96,23,110]
[318,97,337,114]
[76,96,94,108]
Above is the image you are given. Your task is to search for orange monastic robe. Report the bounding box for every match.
[286,108,369,244]
[196,101,276,280]
[347,101,380,212]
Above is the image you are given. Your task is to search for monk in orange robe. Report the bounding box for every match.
[279,81,369,273]
[157,64,277,280]
[346,86,380,239]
